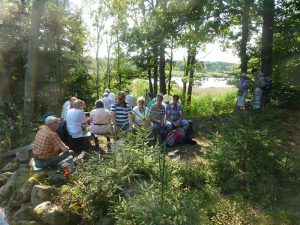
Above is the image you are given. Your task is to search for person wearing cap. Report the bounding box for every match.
[102,91,112,110]
[149,93,167,140]
[61,96,77,120]
[110,91,133,133]
[236,73,250,111]
[166,95,189,131]
[125,90,136,107]
[66,99,87,154]
[33,116,73,169]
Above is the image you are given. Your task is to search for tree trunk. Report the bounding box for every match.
[187,47,197,106]
[182,45,191,100]
[96,22,101,99]
[159,44,166,94]
[106,34,112,89]
[24,0,47,126]
[240,0,253,73]
[167,37,174,95]
[153,46,159,96]
[116,31,122,90]
[261,0,275,76]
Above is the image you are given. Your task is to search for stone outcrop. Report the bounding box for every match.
[31,185,59,207]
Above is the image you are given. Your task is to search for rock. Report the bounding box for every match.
[12,221,38,225]
[0,172,17,200]
[31,185,58,207]
[33,201,71,225]
[9,177,40,209]
[2,162,18,173]
[47,173,66,186]
[0,172,13,187]
[16,150,32,163]
[12,205,33,222]
[18,164,29,175]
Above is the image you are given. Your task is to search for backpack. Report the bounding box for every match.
[57,155,75,176]
[166,128,185,147]
[56,121,69,145]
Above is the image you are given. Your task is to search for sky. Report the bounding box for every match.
[70,0,240,64]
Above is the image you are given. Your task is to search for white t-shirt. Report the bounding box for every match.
[66,108,87,138]
[126,95,136,107]
[132,106,149,126]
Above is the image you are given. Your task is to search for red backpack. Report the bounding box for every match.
[166,128,185,147]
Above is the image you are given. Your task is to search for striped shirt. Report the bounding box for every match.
[110,102,132,124]
[149,104,165,124]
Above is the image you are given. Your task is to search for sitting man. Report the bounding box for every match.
[33,116,73,169]
[166,95,189,131]
[90,100,111,149]
[110,91,133,133]
[149,93,167,140]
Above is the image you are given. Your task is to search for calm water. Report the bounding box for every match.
[172,76,234,88]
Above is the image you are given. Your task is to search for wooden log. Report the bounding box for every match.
[1,143,33,159]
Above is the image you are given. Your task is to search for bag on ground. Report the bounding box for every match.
[166,128,185,147]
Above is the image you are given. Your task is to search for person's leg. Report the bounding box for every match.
[71,137,85,155]
[34,151,73,169]
[93,134,100,149]
[152,123,160,140]
[180,120,189,131]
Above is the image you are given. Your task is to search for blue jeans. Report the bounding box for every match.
[116,123,130,132]
[166,119,189,131]
[34,151,74,169]
[152,123,167,139]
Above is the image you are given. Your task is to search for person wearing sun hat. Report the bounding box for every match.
[61,96,77,120]
[33,116,73,169]
[236,72,250,111]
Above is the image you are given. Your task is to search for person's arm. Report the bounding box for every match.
[52,133,70,153]
[110,104,118,132]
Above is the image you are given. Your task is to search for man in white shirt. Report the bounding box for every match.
[66,99,87,154]
[125,90,136,107]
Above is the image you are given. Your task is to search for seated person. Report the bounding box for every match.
[149,93,167,140]
[66,99,87,154]
[166,95,189,131]
[90,100,111,148]
[111,91,133,133]
[132,97,150,127]
[33,116,73,169]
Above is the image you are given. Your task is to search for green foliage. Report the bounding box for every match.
[186,92,236,116]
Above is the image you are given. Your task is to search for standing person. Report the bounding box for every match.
[149,93,167,140]
[66,99,87,154]
[102,91,112,110]
[125,90,136,107]
[33,116,73,169]
[166,95,189,131]
[251,68,268,111]
[61,96,77,120]
[132,97,150,126]
[110,91,133,133]
[236,73,250,111]
[108,90,116,104]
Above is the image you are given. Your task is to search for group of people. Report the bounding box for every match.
[32,89,191,170]
[236,68,272,111]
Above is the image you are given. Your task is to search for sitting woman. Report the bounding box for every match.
[132,97,150,127]
[90,100,111,149]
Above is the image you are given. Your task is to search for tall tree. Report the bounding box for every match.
[261,0,275,76]
[23,0,47,126]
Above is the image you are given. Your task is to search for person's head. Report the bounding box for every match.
[105,88,110,94]
[137,97,145,107]
[156,93,163,105]
[172,95,179,104]
[103,92,109,97]
[125,90,130,95]
[163,94,170,104]
[73,99,84,109]
[95,100,104,109]
[69,97,77,108]
[117,91,126,104]
[251,68,258,76]
[45,116,60,131]
[79,101,86,110]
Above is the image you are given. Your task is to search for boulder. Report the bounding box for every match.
[16,150,32,163]
[18,164,29,175]
[2,162,18,173]
[31,185,58,207]
[0,172,17,200]
[12,205,33,222]
[0,172,13,187]
[33,201,71,225]
[9,177,40,209]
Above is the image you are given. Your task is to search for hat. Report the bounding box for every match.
[163,94,170,103]
[45,116,60,125]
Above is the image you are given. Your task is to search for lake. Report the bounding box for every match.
[172,77,234,88]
